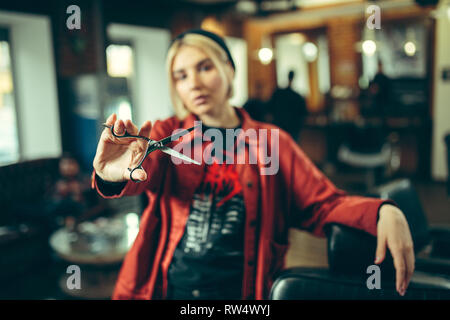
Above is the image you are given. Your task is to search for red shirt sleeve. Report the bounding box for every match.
[285,135,394,238]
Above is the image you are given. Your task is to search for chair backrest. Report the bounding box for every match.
[325,223,392,276]
[372,179,431,253]
[0,158,60,224]
[346,123,386,154]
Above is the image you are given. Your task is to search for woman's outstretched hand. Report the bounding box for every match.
[375,204,415,296]
[93,113,153,183]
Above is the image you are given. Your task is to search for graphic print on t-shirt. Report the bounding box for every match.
[181,160,244,256]
[168,129,246,289]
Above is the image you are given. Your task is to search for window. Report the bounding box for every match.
[105,43,135,122]
[0,28,19,165]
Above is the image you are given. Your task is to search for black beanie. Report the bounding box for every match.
[171,29,235,70]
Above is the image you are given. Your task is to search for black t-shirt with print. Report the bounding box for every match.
[168,124,246,290]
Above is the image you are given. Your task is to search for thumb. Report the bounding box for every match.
[125,168,148,182]
[375,232,387,265]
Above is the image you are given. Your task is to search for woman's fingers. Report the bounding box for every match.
[375,228,387,264]
[392,248,407,296]
[124,119,150,151]
[102,117,140,146]
[139,120,152,138]
[101,113,117,140]
[125,119,139,135]
[377,232,407,296]
[376,234,411,296]
[404,245,415,292]
[103,115,148,142]
[105,113,116,126]
[114,119,126,136]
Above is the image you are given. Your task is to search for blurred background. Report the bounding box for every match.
[0,0,449,299]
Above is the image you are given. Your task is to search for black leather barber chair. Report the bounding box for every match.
[0,158,60,287]
[270,179,450,300]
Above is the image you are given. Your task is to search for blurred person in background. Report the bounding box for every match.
[368,60,392,119]
[267,70,308,141]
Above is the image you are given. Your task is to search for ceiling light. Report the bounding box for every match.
[258,47,273,64]
[362,40,377,56]
[235,0,258,14]
[404,41,416,56]
[302,42,318,61]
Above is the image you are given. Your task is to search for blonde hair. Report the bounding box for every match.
[166,33,235,119]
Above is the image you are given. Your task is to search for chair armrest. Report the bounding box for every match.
[269,224,450,299]
[325,223,395,277]
[429,225,450,259]
[270,267,450,300]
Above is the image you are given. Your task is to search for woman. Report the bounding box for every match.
[92,29,414,300]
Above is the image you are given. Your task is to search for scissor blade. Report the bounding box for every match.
[159,147,201,165]
[158,124,200,146]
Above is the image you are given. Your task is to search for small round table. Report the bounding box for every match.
[49,213,139,299]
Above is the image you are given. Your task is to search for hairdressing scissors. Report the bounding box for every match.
[102,123,201,182]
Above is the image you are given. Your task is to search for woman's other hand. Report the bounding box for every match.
[375,204,415,296]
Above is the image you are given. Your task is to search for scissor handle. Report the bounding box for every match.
[127,166,143,183]
[102,123,200,182]
[103,124,150,141]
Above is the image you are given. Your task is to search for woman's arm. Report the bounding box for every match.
[281,134,414,296]
[283,137,388,237]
